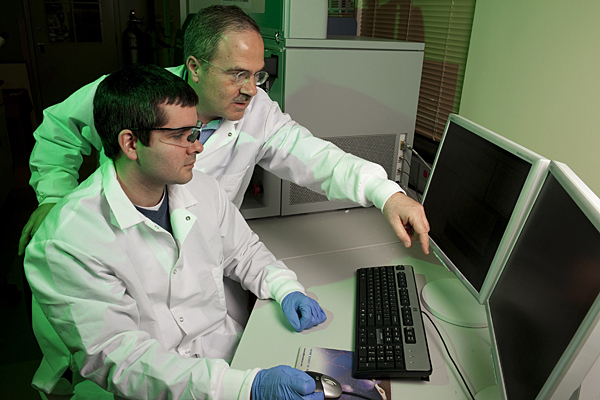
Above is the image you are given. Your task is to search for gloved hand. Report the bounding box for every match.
[281,291,327,332]
[251,365,324,400]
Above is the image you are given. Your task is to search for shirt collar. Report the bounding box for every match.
[102,160,198,230]
[203,118,224,130]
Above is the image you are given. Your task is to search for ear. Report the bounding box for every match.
[186,55,201,83]
[118,129,139,161]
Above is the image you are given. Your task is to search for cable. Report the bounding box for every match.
[399,156,412,176]
[398,146,426,202]
[410,148,429,202]
[396,168,412,185]
[397,158,422,203]
[405,143,432,171]
[397,156,418,195]
[421,311,476,400]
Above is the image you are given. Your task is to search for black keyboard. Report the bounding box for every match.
[353,265,432,379]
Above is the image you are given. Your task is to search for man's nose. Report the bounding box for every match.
[189,140,204,154]
[240,76,258,97]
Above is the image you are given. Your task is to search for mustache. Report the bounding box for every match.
[233,94,252,103]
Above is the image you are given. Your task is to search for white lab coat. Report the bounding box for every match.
[29,65,402,210]
[24,160,305,399]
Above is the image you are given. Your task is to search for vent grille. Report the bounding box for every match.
[288,133,398,206]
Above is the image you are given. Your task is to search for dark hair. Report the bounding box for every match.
[93,63,198,160]
[183,5,260,64]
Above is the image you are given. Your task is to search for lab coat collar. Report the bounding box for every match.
[196,119,239,160]
[168,64,187,80]
[166,178,198,211]
[103,161,144,230]
[102,161,198,231]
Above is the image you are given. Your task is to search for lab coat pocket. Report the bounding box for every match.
[210,266,227,307]
[216,166,249,204]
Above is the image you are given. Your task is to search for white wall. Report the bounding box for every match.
[460,0,600,195]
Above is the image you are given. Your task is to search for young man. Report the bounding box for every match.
[25,63,326,400]
[21,5,430,256]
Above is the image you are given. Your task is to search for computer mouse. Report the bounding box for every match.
[305,371,343,399]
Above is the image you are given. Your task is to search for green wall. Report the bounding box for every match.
[460,0,600,195]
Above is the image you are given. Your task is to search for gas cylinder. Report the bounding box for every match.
[122,10,149,65]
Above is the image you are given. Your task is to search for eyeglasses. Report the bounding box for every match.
[199,58,269,86]
[132,122,203,148]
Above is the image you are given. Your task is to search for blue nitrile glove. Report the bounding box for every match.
[251,365,325,400]
[281,291,327,332]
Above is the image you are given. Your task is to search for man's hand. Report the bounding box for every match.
[18,203,56,255]
[251,365,324,400]
[382,192,430,254]
[281,292,326,332]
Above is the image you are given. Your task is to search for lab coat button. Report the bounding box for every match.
[228,132,232,137]
[173,269,177,274]
[179,317,184,322]
[186,216,191,221]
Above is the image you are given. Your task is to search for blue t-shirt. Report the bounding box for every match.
[199,118,223,144]
[135,190,172,235]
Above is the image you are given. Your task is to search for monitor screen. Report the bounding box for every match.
[421,115,549,326]
[488,161,600,400]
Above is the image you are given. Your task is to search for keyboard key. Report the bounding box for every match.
[359,362,376,370]
[397,272,407,287]
[367,329,377,346]
[405,327,416,344]
[358,346,367,357]
[378,361,395,369]
[399,288,410,306]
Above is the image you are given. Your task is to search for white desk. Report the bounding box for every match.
[232,207,498,399]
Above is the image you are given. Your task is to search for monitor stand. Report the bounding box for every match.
[474,385,500,400]
[421,278,488,328]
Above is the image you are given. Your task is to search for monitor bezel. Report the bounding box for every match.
[422,113,550,304]
[486,160,600,400]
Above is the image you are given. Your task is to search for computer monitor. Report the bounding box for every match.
[421,114,549,327]
[486,161,600,400]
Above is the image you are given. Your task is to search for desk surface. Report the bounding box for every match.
[233,207,497,399]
